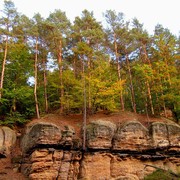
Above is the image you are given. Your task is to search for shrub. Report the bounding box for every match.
[144,169,179,180]
[0,112,29,128]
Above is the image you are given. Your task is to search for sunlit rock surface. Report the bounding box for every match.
[113,121,150,151]
[0,126,16,157]
[21,149,81,180]
[86,120,116,149]
[21,122,62,154]
[19,120,180,179]
[150,122,180,151]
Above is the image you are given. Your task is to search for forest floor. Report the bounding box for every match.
[0,110,177,180]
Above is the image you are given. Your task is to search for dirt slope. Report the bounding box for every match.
[27,111,172,137]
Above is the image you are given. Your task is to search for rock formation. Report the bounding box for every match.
[86,120,116,149]
[0,126,16,157]
[19,120,180,179]
[0,118,180,179]
[112,121,150,151]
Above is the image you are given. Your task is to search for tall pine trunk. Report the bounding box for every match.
[82,57,87,151]
[125,53,136,113]
[146,80,155,115]
[43,58,48,113]
[58,39,64,114]
[160,79,168,118]
[114,33,124,111]
[86,38,92,114]
[34,37,40,119]
[0,35,8,99]
[142,43,155,115]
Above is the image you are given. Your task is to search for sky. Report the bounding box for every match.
[0,0,180,36]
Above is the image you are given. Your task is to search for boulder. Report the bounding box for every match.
[0,128,4,155]
[86,120,116,149]
[145,122,180,151]
[150,122,169,149]
[21,122,62,154]
[0,126,16,157]
[167,123,180,152]
[113,121,150,151]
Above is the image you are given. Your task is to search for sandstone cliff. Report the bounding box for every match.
[0,114,180,180]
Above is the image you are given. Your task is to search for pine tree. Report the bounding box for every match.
[104,10,126,111]
[46,10,71,114]
[0,0,18,99]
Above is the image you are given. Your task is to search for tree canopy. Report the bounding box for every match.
[0,1,179,126]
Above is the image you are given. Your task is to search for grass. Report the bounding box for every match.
[144,169,180,180]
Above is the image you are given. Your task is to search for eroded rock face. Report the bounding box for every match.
[167,123,180,151]
[21,149,82,180]
[79,152,180,180]
[79,153,111,180]
[0,126,16,157]
[22,151,180,180]
[21,122,62,154]
[21,122,82,154]
[86,120,116,149]
[20,120,180,179]
[150,122,180,151]
[113,121,150,151]
[150,122,169,149]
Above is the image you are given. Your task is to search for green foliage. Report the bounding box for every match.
[0,39,35,119]
[133,64,154,81]
[144,169,179,180]
[62,69,84,112]
[0,2,179,120]
[0,86,35,118]
[87,59,125,111]
[0,112,29,128]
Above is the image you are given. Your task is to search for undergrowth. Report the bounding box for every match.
[144,169,180,180]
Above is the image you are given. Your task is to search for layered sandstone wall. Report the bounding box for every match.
[0,119,179,179]
[19,120,180,180]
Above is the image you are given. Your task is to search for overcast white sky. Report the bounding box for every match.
[1,0,180,36]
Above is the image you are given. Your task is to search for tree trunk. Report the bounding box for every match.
[145,102,150,125]
[11,90,16,113]
[82,57,87,151]
[160,81,167,118]
[142,43,155,115]
[0,35,8,99]
[73,57,76,77]
[125,53,136,113]
[43,58,48,113]
[142,44,151,65]
[86,38,92,114]
[87,58,92,114]
[58,39,64,114]
[34,37,40,119]
[146,80,155,115]
[114,33,124,111]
